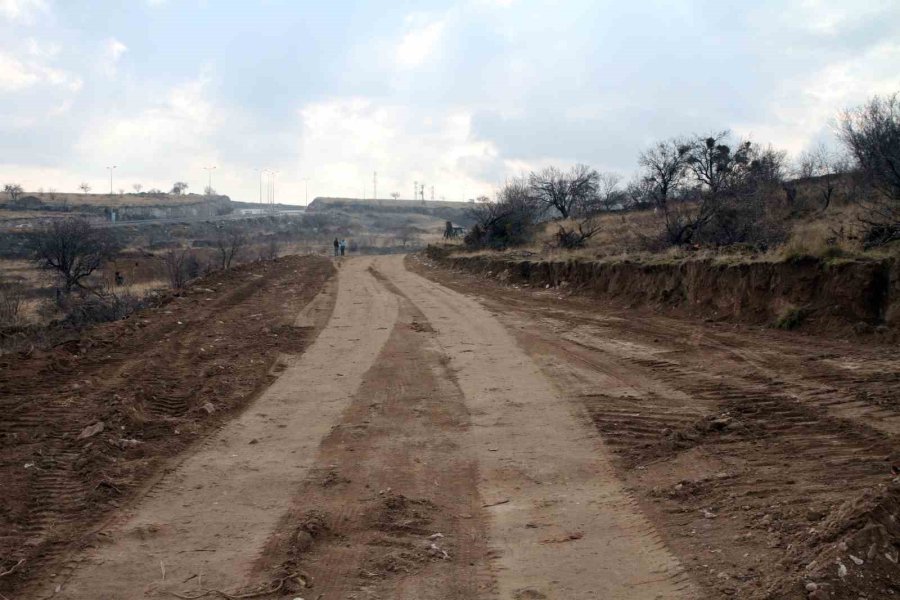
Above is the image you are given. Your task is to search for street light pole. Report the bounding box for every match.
[270,171,279,211]
[106,165,117,194]
[257,169,267,204]
[302,177,310,206]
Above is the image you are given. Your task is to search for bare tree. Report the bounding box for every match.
[655,133,754,245]
[796,145,852,210]
[638,138,696,245]
[261,239,280,260]
[466,177,540,249]
[528,164,599,219]
[390,192,400,200]
[3,183,24,202]
[164,248,192,289]
[132,183,143,193]
[746,145,788,188]
[79,182,91,194]
[682,132,753,199]
[28,218,121,293]
[639,138,689,207]
[596,172,623,211]
[838,92,900,245]
[204,185,216,196]
[215,225,247,269]
[171,181,189,195]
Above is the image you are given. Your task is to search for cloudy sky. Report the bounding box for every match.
[1,0,898,204]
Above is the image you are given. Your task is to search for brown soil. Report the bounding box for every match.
[5,251,898,600]
[0,255,334,596]
[249,288,493,599]
[425,247,899,341]
[411,252,900,600]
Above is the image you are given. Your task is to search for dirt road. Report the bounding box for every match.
[10,254,899,599]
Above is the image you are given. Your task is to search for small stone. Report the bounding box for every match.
[849,554,863,565]
[77,421,104,440]
[805,582,818,592]
[202,402,215,414]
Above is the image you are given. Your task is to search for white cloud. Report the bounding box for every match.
[0,0,47,22]
[25,37,60,59]
[394,16,446,69]
[733,39,900,154]
[295,98,502,201]
[0,52,39,90]
[0,50,81,94]
[101,38,128,76]
[75,76,223,186]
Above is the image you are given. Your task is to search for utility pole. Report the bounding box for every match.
[413,181,417,201]
[302,177,309,206]
[430,185,434,201]
[373,171,377,200]
[106,165,117,194]
[203,165,216,195]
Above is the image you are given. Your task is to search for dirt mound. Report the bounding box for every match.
[756,485,900,599]
[375,492,438,535]
[0,255,334,596]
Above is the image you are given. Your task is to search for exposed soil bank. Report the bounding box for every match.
[426,246,898,337]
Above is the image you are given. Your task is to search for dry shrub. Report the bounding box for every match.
[164,248,200,290]
[0,279,24,327]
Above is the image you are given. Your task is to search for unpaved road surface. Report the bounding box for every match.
[5,254,899,599]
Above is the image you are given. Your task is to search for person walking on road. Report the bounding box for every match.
[339,239,346,256]
[333,238,339,257]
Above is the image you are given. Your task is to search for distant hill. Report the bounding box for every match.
[307,197,474,224]
[0,192,233,222]
[309,197,472,210]
[0,191,225,209]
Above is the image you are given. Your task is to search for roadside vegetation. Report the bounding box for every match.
[461,93,900,262]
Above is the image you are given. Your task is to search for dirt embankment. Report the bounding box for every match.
[426,246,898,337]
[0,255,334,596]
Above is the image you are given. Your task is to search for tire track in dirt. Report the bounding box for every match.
[0,256,334,597]
[27,258,397,599]
[378,255,698,600]
[411,253,900,599]
[250,271,494,600]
